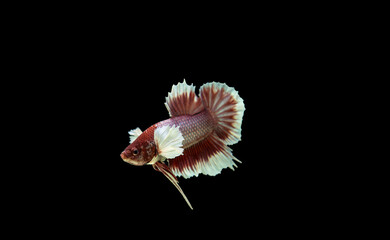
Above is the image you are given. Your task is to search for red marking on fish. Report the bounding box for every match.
[120,80,245,209]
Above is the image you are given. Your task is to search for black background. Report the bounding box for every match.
[21,63,303,228]
[65,70,264,212]
[8,10,332,235]
[44,66,310,227]
[14,45,321,234]
[4,1,370,236]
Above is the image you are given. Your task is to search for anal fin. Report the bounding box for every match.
[168,134,241,179]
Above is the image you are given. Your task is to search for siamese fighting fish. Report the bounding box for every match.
[120,80,245,209]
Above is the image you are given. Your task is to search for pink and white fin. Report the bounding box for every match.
[200,82,245,145]
[129,127,142,143]
[154,125,184,159]
[165,80,245,178]
[153,161,193,210]
[164,79,204,117]
[168,134,241,178]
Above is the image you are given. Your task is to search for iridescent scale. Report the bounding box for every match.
[156,110,215,149]
[121,80,245,209]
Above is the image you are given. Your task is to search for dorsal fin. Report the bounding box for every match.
[164,79,204,117]
[128,127,143,143]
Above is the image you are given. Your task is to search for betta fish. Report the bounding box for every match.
[120,80,245,209]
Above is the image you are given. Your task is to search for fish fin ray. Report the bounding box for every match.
[154,125,184,159]
[128,127,143,143]
[199,82,245,145]
[168,134,240,179]
[165,79,204,117]
[153,161,193,210]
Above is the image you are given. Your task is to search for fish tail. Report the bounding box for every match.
[165,80,245,178]
[199,82,245,145]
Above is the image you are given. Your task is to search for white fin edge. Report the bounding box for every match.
[129,127,143,143]
[154,125,184,159]
[147,155,165,165]
[153,162,193,210]
[170,142,241,179]
[164,79,204,117]
[199,82,245,145]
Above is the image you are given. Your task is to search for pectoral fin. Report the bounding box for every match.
[154,125,184,159]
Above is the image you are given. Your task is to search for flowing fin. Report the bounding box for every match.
[165,79,204,117]
[147,155,164,165]
[168,134,241,178]
[154,125,184,159]
[199,82,245,145]
[153,161,193,210]
[168,82,245,178]
[128,127,143,143]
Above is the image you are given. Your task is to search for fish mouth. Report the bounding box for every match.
[120,152,128,160]
[120,152,145,166]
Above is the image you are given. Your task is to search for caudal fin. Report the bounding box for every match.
[166,80,245,178]
[199,82,245,145]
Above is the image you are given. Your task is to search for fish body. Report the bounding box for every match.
[120,80,245,209]
[121,111,213,165]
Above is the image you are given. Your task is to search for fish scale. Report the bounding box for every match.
[156,110,215,149]
[121,80,245,210]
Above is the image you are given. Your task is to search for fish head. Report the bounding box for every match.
[121,139,156,166]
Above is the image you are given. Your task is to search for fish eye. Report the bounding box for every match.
[133,149,139,155]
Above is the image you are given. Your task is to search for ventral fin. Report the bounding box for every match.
[168,134,241,179]
[164,79,204,117]
[153,161,193,210]
[129,127,143,143]
[154,125,184,159]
